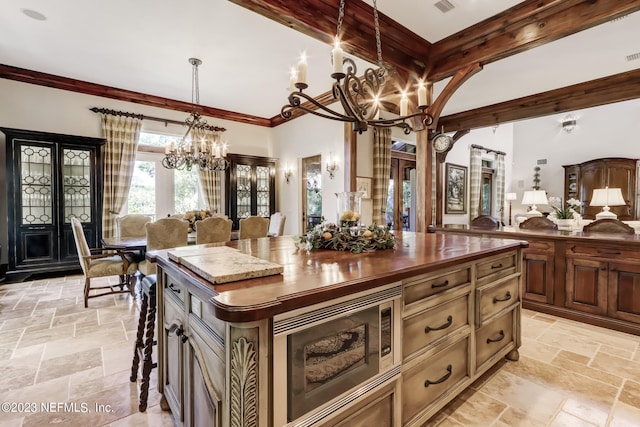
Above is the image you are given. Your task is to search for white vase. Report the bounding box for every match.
[555,218,574,229]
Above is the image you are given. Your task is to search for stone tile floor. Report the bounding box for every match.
[0,274,639,426]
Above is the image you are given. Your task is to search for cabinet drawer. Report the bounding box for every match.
[524,240,554,253]
[402,293,469,359]
[402,337,469,424]
[189,293,225,352]
[476,275,519,325]
[476,309,515,370]
[567,244,640,261]
[164,273,185,304]
[477,252,517,282]
[403,267,471,308]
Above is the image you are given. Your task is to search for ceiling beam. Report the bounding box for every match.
[438,69,640,132]
[428,0,640,81]
[227,0,432,78]
[0,64,271,128]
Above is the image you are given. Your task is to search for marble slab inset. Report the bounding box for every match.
[167,245,238,263]
[168,247,283,284]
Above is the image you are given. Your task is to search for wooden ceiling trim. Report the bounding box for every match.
[428,0,640,81]
[438,69,640,132]
[228,0,431,76]
[0,64,271,127]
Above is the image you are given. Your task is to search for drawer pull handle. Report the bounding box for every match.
[491,263,504,269]
[431,280,449,289]
[493,291,512,304]
[168,324,189,343]
[168,283,181,294]
[424,365,452,388]
[424,315,453,334]
[487,330,505,344]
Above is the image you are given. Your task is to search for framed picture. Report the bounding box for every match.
[445,163,467,214]
[356,177,372,199]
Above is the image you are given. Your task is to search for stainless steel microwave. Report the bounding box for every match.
[273,283,402,426]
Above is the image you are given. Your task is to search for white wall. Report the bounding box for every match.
[442,123,515,225]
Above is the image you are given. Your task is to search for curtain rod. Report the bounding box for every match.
[471,144,505,156]
[89,107,226,132]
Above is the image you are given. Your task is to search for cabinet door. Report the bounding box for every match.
[608,261,640,324]
[566,258,607,315]
[163,299,185,423]
[606,160,636,220]
[522,251,554,304]
[323,381,398,427]
[580,162,605,219]
[564,165,580,206]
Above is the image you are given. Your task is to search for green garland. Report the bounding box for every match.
[295,222,396,254]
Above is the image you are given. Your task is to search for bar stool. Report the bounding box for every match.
[130,274,157,412]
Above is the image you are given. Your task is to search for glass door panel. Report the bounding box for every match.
[302,155,322,231]
[63,148,92,223]
[20,144,53,225]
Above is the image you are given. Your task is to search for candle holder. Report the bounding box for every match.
[336,191,364,229]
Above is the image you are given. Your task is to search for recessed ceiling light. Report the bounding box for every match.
[22,9,47,21]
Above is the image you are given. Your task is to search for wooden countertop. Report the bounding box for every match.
[434,225,640,245]
[150,232,527,322]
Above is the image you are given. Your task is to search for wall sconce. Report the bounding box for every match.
[562,114,576,133]
[284,163,292,184]
[326,152,337,179]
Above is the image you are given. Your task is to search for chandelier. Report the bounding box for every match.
[162,58,229,171]
[281,0,433,135]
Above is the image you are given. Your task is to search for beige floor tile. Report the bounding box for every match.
[590,352,640,384]
[108,404,175,427]
[520,336,561,363]
[445,389,507,426]
[551,352,623,388]
[37,348,103,384]
[561,397,610,426]
[549,410,600,427]
[618,380,640,409]
[498,407,548,427]
[608,402,640,427]
[18,324,75,349]
[537,328,601,358]
[0,308,55,331]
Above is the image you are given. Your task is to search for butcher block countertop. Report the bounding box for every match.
[149,232,528,322]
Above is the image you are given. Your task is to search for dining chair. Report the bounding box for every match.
[195,217,233,244]
[470,215,500,229]
[71,217,138,308]
[239,216,270,239]
[583,218,634,234]
[116,214,152,238]
[268,212,286,236]
[138,217,189,276]
[518,216,558,230]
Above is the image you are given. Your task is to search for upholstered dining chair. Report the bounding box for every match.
[239,216,270,239]
[195,216,233,244]
[71,217,138,308]
[138,217,189,276]
[268,212,286,236]
[583,218,635,234]
[116,214,152,238]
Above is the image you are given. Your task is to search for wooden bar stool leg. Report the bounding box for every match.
[130,289,148,382]
[139,280,157,412]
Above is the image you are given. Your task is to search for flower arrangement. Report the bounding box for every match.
[548,196,582,219]
[295,221,395,254]
[183,209,212,232]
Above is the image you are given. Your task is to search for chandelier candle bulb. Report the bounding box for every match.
[418,81,427,107]
[332,40,344,74]
[297,53,307,85]
[400,93,408,117]
[289,67,297,92]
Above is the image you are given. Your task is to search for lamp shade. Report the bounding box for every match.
[522,190,548,217]
[590,187,626,219]
[505,192,517,201]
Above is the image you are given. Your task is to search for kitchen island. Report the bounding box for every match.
[151,232,526,427]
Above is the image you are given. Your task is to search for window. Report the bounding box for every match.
[124,132,205,219]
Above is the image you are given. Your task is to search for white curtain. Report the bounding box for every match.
[101,114,142,238]
[469,147,483,221]
[372,127,392,226]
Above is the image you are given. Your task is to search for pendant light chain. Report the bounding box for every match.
[336,0,346,40]
[372,0,383,68]
[191,59,200,106]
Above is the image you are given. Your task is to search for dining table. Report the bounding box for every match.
[101,231,240,251]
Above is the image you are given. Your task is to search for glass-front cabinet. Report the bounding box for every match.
[2,128,104,280]
[225,154,276,230]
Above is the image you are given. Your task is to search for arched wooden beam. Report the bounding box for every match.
[429,63,482,129]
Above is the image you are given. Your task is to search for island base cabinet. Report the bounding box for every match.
[162,296,185,424]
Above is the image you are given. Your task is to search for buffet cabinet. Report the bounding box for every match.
[157,247,522,427]
[563,157,638,220]
[2,128,104,280]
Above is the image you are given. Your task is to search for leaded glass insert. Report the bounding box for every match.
[63,148,92,222]
[20,145,53,225]
[256,165,270,217]
[236,164,252,219]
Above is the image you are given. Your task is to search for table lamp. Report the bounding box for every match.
[522,190,548,217]
[505,192,517,225]
[590,187,626,219]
